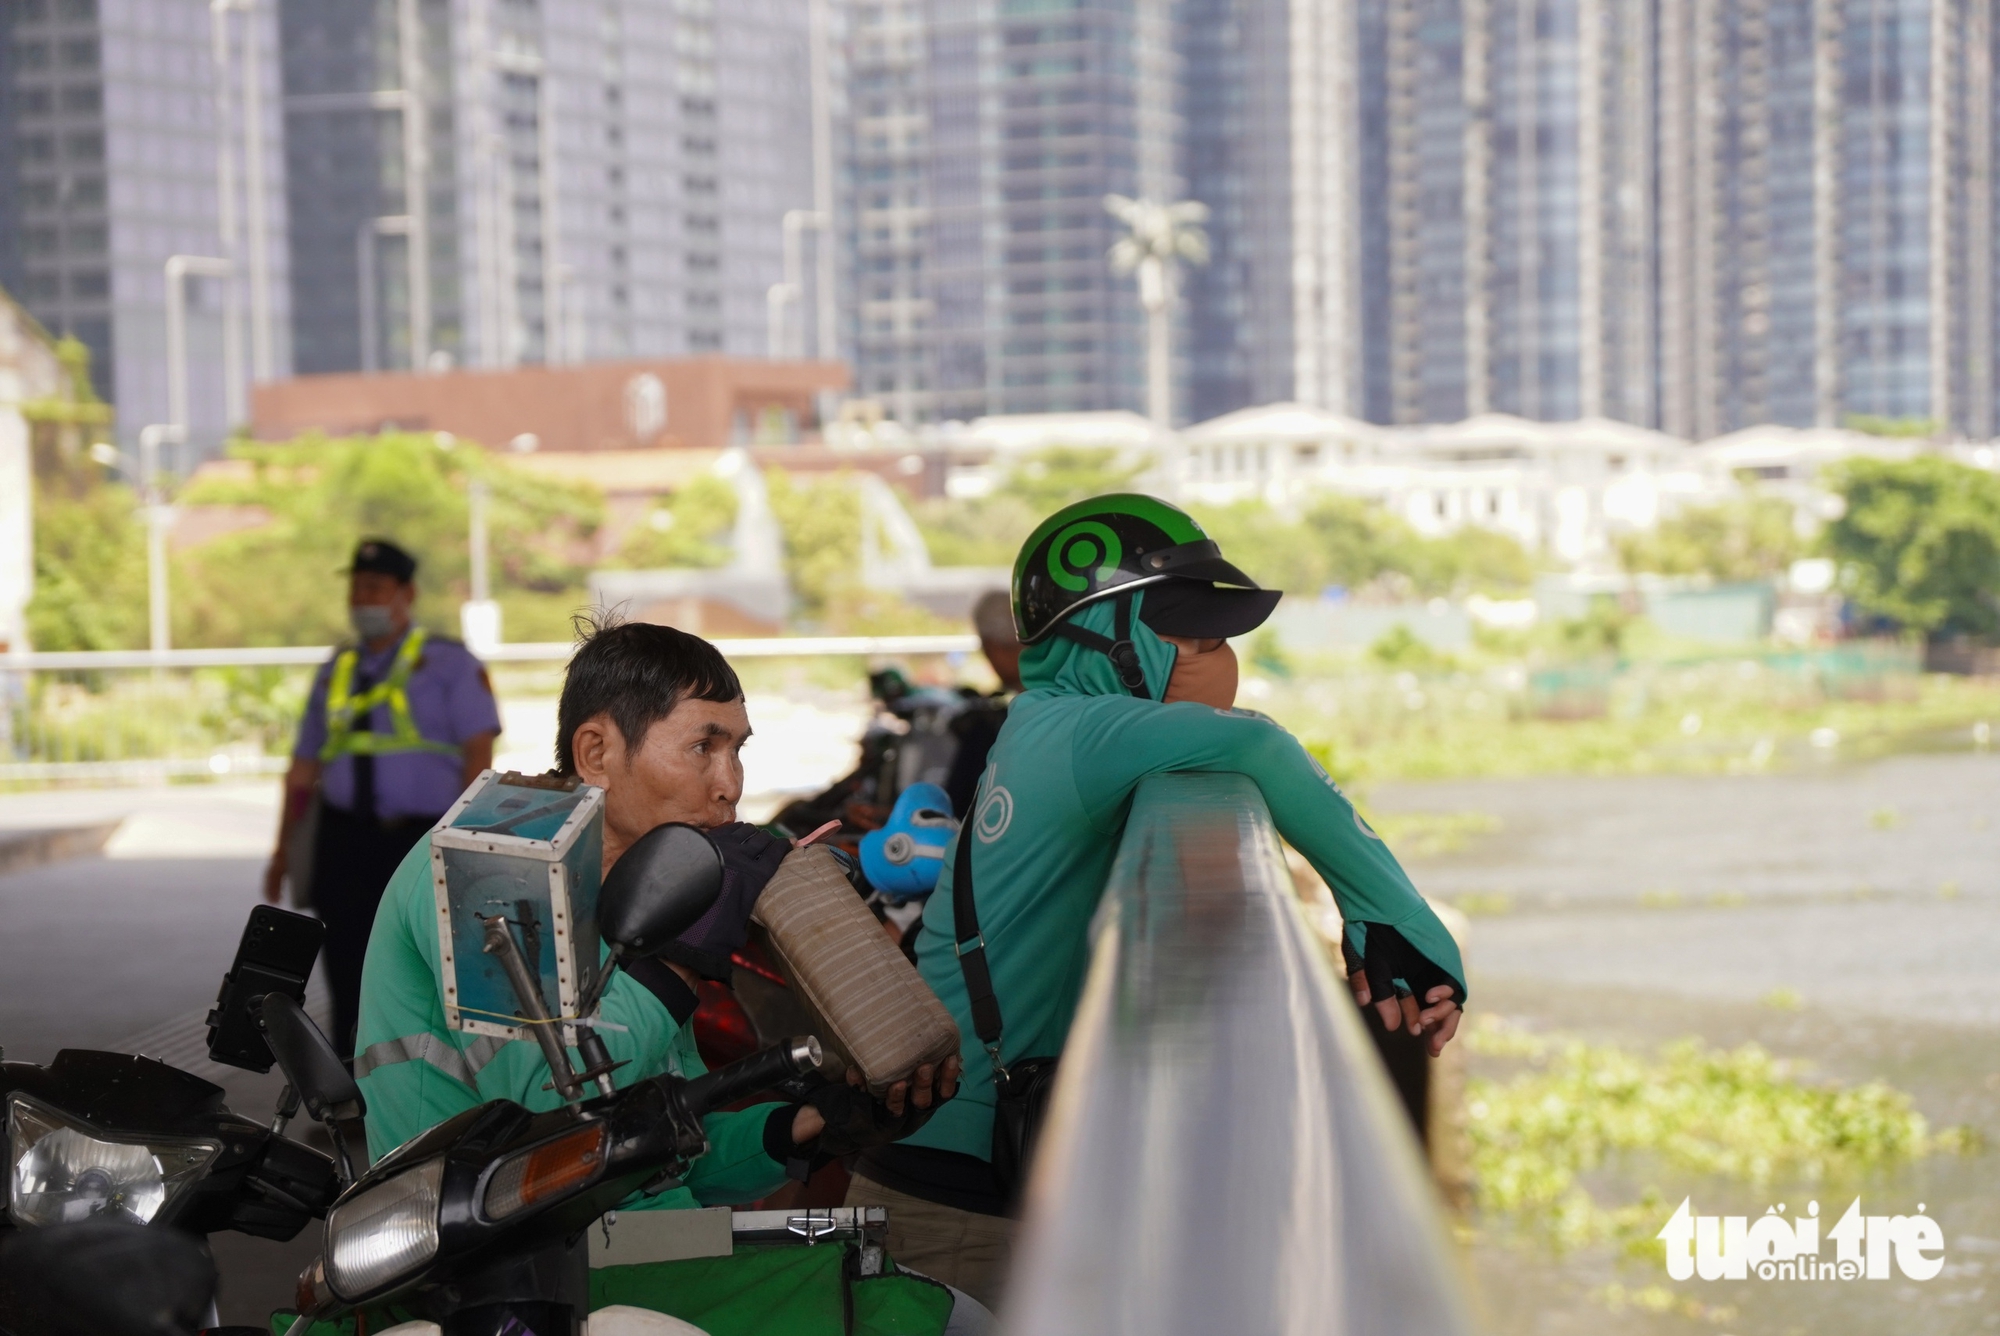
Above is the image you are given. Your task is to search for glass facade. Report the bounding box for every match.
[1248,0,2000,437]
[281,0,815,373]
[6,0,1996,442]
[1179,0,1309,423]
[845,0,1178,424]
[0,0,289,455]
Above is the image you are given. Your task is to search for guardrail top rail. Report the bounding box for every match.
[0,634,980,672]
[1004,771,1476,1336]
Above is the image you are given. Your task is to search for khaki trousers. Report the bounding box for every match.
[844,1173,1017,1311]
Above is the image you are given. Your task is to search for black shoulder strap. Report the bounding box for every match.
[1049,589,1151,697]
[950,822,1009,1077]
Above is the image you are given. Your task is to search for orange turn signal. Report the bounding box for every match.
[482,1123,607,1221]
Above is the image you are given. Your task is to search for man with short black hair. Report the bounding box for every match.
[352,616,952,1209]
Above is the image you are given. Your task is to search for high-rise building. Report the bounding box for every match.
[1187,0,1655,430]
[1180,0,1296,423]
[1183,0,2000,439]
[843,0,1181,424]
[1624,0,1996,439]
[0,0,288,454]
[279,0,816,376]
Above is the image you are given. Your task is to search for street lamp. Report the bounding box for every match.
[357,215,413,372]
[766,282,800,360]
[283,75,429,367]
[210,0,277,386]
[459,477,501,653]
[766,209,825,360]
[91,425,185,656]
[166,255,237,431]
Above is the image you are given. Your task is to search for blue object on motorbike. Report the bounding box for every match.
[859,782,959,903]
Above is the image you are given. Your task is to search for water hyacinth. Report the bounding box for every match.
[1463,1024,1976,1251]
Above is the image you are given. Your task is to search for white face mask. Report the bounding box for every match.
[350,604,398,641]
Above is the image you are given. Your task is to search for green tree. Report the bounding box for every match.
[1410,523,1539,597]
[1302,494,1413,590]
[25,479,149,651]
[1843,414,1940,439]
[605,474,738,570]
[1368,624,1453,672]
[1616,493,1802,583]
[764,468,864,625]
[909,493,1040,568]
[1185,500,1329,593]
[763,468,951,633]
[996,446,1147,516]
[171,432,602,646]
[1554,600,1632,656]
[911,446,1146,568]
[1823,455,2000,637]
[914,458,1538,602]
[1299,495,1535,598]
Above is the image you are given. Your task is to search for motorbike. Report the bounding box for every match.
[0,1217,224,1336]
[0,905,354,1335]
[771,668,998,850]
[286,822,826,1334]
[697,669,984,1073]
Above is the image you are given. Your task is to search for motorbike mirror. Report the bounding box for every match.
[599,822,724,956]
[0,1218,214,1336]
[261,993,365,1125]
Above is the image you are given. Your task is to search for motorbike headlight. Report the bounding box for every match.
[324,1158,445,1301]
[7,1095,219,1228]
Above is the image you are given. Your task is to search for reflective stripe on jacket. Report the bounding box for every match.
[355,832,792,1209]
[319,627,462,762]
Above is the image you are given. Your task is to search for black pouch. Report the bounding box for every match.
[950,817,1061,1207]
[990,1054,1060,1199]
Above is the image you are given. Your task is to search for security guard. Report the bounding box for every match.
[263,538,500,1058]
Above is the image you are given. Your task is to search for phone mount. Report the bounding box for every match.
[205,907,326,1074]
[483,822,726,1106]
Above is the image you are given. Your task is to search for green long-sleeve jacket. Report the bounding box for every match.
[903,591,1467,1163]
[353,834,791,1209]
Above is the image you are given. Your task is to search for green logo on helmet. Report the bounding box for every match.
[1046,521,1123,592]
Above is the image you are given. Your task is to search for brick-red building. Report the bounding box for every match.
[250,357,848,454]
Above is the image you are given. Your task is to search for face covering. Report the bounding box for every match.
[1162,640,1239,710]
[350,603,398,641]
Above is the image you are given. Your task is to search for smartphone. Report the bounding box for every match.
[204,906,326,1073]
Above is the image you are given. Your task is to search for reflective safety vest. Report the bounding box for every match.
[318,627,461,762]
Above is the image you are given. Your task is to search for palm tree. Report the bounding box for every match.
[1104,194,1210,426]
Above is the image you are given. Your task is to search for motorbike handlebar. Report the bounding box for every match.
[679,1036,823,1118]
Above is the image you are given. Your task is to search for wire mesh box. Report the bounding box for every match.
[430,770,605,1045]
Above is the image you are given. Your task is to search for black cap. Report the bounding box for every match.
[1138,578,1282,641]
[347,538,417,583]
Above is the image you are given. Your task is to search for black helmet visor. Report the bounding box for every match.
[1137,579,1283,640]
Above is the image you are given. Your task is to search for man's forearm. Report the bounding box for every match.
[264,758,319,900]
[272,759,320,855]
[460,730,498,787]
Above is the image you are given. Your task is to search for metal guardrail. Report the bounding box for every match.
[1005,772,1475,1336]
[0,634,981,673]
[0,757,290,784]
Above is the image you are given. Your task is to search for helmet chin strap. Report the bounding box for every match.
[1052,589,1155,699]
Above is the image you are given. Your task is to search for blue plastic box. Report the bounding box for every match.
[429,770,606,1045]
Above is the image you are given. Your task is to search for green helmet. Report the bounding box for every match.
[1012,493,1266,658]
